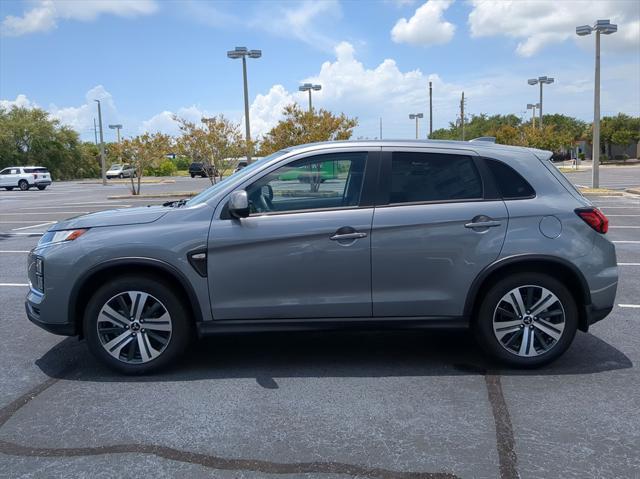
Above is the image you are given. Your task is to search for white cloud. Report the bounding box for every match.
[140,105,211,136]
[2,0,158,36]
[391,0,455,46]
[0,94,37,110]
[48,85,117,134]
[252,0,342,52]
[468,0,640,57]
[248,41,639,140]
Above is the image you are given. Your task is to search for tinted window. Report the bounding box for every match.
[390,152,482,204]
[245,152,367,214]
[0,169,9,175]
[24,168,48,173]
[485,159,535,199]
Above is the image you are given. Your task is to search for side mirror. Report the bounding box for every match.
[228,190,250,218]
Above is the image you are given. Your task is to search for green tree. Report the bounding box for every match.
[599,113,640,159]
[0,106,99,179]
[258,104,358,155]
[175,115,244,183]
[116,133,172,195]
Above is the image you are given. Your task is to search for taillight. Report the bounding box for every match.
[575,207,608,234]
[33,174,38,179]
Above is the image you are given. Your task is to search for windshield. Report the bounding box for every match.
[186,150,290,207]
[109,164,122,169]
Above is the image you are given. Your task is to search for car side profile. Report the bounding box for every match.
[0,166,52,190]
[106,164,136,179]
[26,140,618,374]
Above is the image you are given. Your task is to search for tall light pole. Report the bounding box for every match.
[527,103,540,128]
[409,113,423,139]
[299,83,321,112]
[109,124,123,143]
[94,100,106,186]
[577,19,617,189]
[227,46,261,164]
[527,76,554,128]
[428,81,433,138]
[93,118,98,145]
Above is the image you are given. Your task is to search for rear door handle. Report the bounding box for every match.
[330,232,368,241]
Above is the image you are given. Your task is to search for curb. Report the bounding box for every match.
[626,188,640,195]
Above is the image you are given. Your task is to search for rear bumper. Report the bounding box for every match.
[33,180,51,186]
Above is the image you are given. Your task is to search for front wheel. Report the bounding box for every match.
[84,276,192,374]
[37,185,47,190]
[18,180,29,191]
[473,273,578,368]
[5,187,14,191]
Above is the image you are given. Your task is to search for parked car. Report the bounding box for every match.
[106,164,136,179]
[189,162,217,178]
[26,140,617,374]
[0,166,52,190]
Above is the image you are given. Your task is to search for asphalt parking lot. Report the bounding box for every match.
[1,173,640,478]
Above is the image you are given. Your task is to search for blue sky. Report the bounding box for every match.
[1,0,639,142]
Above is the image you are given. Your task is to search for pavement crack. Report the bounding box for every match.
[485,373,519,479]
[0,373,458,479]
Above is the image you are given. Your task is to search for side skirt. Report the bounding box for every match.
[196,316,469,337]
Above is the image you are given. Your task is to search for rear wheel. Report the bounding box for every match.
[37,185,47,190]
[473,273,578,368]
[190,174,195,178]
[84,275,192,374]
[18,180,29,191]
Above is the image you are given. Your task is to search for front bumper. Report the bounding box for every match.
[25,292,76,336]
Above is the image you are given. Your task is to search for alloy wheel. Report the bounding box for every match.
[492,285,566,357]
[96,291,172,364]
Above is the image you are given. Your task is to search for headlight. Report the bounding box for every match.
[39,228,88,245]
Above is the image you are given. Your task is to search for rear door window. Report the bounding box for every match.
[388,152,483,204]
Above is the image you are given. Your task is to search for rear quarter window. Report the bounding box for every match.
[485,158,535,199]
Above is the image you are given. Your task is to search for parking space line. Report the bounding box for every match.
[0,283,29,287]
[607,215,640,217]
[0,212,89,215]
[0,250,30,253]
[2,232,44,236]
[618,304,640,309]
[613,241,640,244]
[619,263,640,266]
[609,226,640,229]
[11,221,56,231]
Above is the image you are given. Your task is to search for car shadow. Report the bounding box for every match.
[36,328,633,386]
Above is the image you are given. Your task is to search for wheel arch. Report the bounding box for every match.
[465,255,592,332]
[70,257,204,337]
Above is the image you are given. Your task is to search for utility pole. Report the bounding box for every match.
[94,100,106,186]
[379,117,382,140]
[460,91,465,141]
[429,81,433,138]
[93,118,98,145]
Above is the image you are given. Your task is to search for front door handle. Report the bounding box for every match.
[330,232,368,241]
[465,220,501,228]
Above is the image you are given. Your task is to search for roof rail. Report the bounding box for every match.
[469,136,496,143]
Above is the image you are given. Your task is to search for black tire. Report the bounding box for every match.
[18,180,29,191]
[37,185,47,190]
[119,173,124,179]
[84,275,192,374]
[5,187,14,191]
[190,174,195,178]
[473,272,578,368]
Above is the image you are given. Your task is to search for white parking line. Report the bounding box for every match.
[0,212,89,215]
[613,241,640,244]
[618,304,640,309]
[600,206,640,209]
[0,283,29,287]
[607,215,640,217]
[18,205,129,210]
[0,250,29,253]
[609,226,640,229]
[619,263,640,266]
[11,221,56,231]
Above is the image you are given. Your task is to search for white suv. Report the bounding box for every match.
[0,166,52,191]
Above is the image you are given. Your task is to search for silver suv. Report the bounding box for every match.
[26,140,618,374]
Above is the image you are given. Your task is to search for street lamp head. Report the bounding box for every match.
[248,49,262,58]
[299,83,313,91]
[94,99,101,104]
[227,47,247,59]
[528,79,538,85]
[576,25,593,36]
[597,20,617,34]
[542,77,554,84]
[409,114,416,119]
[312,84,322,91]
[416,113,424,118]
[108,124,122,129]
